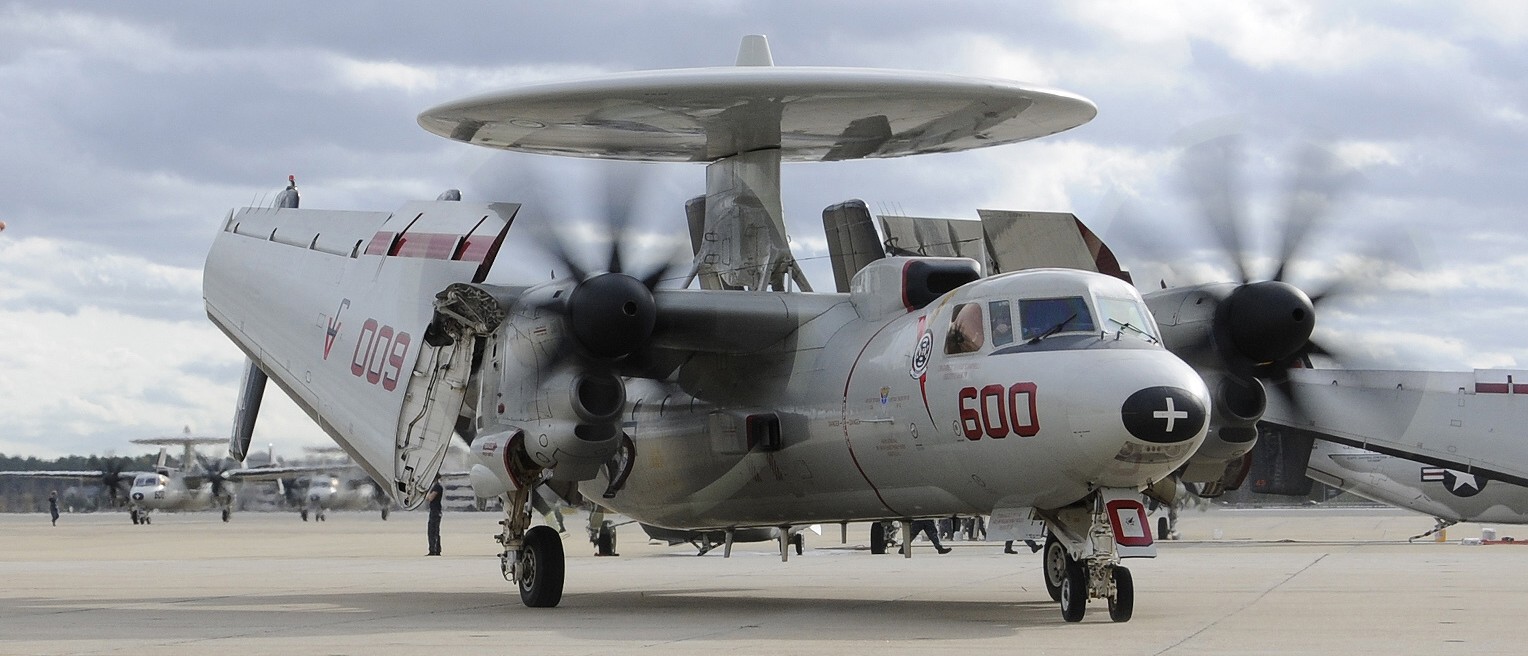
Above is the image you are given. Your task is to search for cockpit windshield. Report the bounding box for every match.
[133,474,161,487]
[1019,296,1095,342]
[1096,296,1158,342]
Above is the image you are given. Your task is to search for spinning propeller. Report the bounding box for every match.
[521,166,690,369]
[1146,135,1386,414]
[194,453,237,499]
[1178,136,1356,388]
[97,457,135,507]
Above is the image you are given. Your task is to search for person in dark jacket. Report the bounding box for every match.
[425,480,444,556]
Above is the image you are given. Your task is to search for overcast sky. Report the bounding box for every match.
[3,1,1526,458]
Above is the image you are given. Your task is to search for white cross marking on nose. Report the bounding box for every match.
[1154,397,1189,432]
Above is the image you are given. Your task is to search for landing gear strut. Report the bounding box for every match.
[498,486,566,608]
[1409,517,1456,543]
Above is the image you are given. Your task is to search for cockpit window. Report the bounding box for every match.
[1096,296,1158,342]
[944,302,986,354]
[1019,296,1095,341]
[134,474,160,486]
[989,300,1015,347]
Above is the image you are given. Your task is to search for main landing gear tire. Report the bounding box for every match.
[519,525,565,608]
[301,509,309,522]
[221,508,231,523]
[381,506,390,521]
[130,510,140,525]
[1158,516,1172,540]
[870,523,888,555]
[1060,555,1088,623]
[1108,566,1134,623]
[791,532,804,556]
[1042,533,1065,603]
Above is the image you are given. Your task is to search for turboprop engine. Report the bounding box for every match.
[1147,281,1313,486]
[1136,137,1368,494]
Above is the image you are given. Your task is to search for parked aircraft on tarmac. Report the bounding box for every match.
[1262,367,1528,489]
[1211,367,1528,540]
[123,436,315,524]
[1303,439,1528,539]
[0,435,295,524]
[208,35,1430,623]
[287,470,392,521]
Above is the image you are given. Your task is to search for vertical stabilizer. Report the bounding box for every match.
[822,200,885,292]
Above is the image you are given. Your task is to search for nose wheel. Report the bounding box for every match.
[1108,565,1134,622]
[1060,555,1088,622]
[1042,533,1065,602]
[1056,554,1133,623]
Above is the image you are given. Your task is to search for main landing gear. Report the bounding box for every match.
[498,486,565,608]
[130,508,151,525]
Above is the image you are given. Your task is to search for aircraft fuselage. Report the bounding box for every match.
[484,269,1211,529]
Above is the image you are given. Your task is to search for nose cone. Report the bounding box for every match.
[1064,350,1209,488]
[1121,386,1207,444]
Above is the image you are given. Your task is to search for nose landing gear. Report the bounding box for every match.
[1040,489,1151,623]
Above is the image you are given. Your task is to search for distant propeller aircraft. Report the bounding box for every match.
[210,35,1222,623]
[123,436,316,524]
[0,456,145,509]
[1,434,291,524]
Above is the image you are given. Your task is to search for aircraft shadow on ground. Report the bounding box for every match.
[6,591,1071,642]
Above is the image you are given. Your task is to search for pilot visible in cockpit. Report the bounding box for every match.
[945,302,985,355]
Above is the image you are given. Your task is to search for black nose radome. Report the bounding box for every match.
[1121,387,1207,444]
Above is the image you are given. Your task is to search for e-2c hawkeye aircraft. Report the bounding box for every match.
[125,436,328,524]
[209,36,1224,622]
[0,434,273,524]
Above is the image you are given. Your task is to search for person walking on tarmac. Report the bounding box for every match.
[48,491,60,526]
[901,518,952,554]
[425,480,444,556]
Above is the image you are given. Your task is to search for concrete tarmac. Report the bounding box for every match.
[2,506,1526,655]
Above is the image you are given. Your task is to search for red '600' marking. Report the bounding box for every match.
[958,382,1038,440]
[350,318,412,391]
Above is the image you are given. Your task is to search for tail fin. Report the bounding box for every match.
[204,200,516,508]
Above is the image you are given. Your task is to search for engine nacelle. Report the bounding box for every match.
[1174,369,1269,490]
